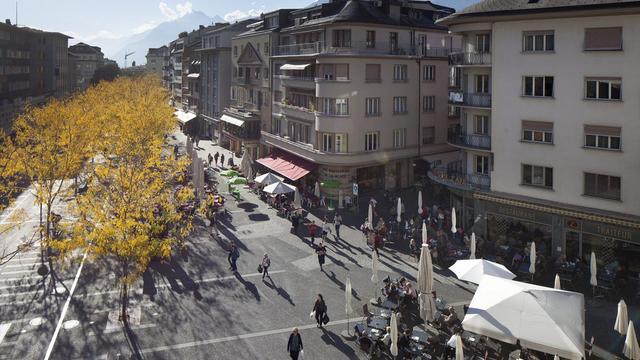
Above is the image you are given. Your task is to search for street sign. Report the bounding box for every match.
[352,183,358,196]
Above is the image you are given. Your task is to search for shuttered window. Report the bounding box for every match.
[584,27,622,51]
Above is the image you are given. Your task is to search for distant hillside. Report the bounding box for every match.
[111,11,222,67]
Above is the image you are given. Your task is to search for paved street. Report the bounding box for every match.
[0,134,634,359]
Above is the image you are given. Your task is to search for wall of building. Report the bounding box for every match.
[490,14,640,216]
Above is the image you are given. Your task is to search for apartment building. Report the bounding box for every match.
[68,42,104,92]
[145,46,170,85]
[225,11,294,159]
[438,0,640,270]
[260,0,458,202]
[169,37,185,104]
[0,19,70,130]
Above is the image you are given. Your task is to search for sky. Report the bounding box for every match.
[6,0,477,45]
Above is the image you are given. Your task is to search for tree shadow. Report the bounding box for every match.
[234,272,260,302]
[148,257,199,295]
[319,328,358,359]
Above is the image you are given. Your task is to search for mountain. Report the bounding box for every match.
[305,0,331,8]
[110,11,222,67]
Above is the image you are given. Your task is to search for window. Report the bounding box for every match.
[522,120,553,144]
[234,46,238,56]
[585,78,621,100]
[475,75,489,93]
[365,132,379,151]
[523,31,554,52]
[474,155,489,175]
[336,98,349,115]
[390,32,398,52]
[264,42,269,55]
[423,65,435,81]
[522,164,553,188]
[422,96,435,112]
[584,27,622,51]
[366,31,376,48]
[393,64,407,81]
[422,126,435,145]
[366,97,380,116]
[322,134,334,153]
[393,97,408,114]
[254,68,261,79]
[473,115,489,135]
[476,33,490,52]
[264,67,269,79]
[320,98,349,115]
[393,128,407,149]
[335,134,347,153]
[584,173,621,200]
[272,116,282,135]
[322,133,347,153]
[523,76,554,97]
[335,64,349,80]
[584,125,621,150]
[332,30,351,47]
[365,64,381,82]
[231,87,237,100]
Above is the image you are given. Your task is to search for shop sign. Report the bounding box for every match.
[582,222,640,244]
[320,180,340,189]
[485,202,552,224]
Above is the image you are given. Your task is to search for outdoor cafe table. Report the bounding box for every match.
[411,325,442,345]
[367,316,389,331]
[509,349,542,360]
[379,298,399,311]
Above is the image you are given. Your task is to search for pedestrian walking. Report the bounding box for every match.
[220,153,225,168]
[308,220,318,245]
[321,220,331,242]
[287,327,303,360]
[173,144,179,158]
[194,135,200,148]
[373,231,383,257]
[228,241,239,272]
[261,253,271,280]
[312,294,327,328]
[207,153,213,167]
[214,151,220,166]
[228,156,234,168]
[316,241,327,271]
[334,213,342,239]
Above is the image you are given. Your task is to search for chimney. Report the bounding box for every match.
[5,19,11,25]
[199,25,205,30]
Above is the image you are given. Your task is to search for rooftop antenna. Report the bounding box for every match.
[15,1,18,26]
[124,51,135,68]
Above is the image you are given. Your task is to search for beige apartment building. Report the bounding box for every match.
[438,0,640,272]
[259,0,459,202]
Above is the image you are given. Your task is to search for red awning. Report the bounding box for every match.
[256,150,316,181]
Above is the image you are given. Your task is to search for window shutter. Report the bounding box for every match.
[365,64,380,81]
[584,27,622,50]
[336,64,349,79]
[522,120,553,131]
[584,125,621,136]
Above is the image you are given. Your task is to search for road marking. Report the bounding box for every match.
[103,323,157,334]
[0,191,31,227]
[1,269,35,275]
[140,317,353,354]
[43,251,88,360]
[0,275,42,282]
[0,283,39,291]
[5,257,40,263]
[0,323,11,345]
[0,263,38,269]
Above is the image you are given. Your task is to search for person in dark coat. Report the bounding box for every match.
[312,294,327,328]
[207,153,213,166]
[287,327,303,360]
[316,242,327,272]
[214,152,219,166]
[220,153,225,168]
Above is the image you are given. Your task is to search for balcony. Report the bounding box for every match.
[449,91,491,108]
[273,41,452,58]
[277,75,316,90]
[273,102,316,122]
[428,166,490,191]
[449,52,492,66]
[447,130,491,151]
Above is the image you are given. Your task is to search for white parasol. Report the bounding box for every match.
[554,274,561,290]
[390,312,398,356]
[451,207,457,234]
[397,197,402,223]
[615,299,629,335]
[529,242,536,275]
[418,190,423,214]
[469,232,476,260]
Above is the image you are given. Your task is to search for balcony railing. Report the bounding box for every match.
[447,130,491,150]
[428,166,490,191]
[273,41,454,58]
[449,52,492,66]
[449,91,491,108]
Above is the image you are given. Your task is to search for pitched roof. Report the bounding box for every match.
[439,0,640,24]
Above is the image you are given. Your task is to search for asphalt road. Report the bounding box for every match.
[0,137,477,360]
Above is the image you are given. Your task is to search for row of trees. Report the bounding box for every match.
[2,76,194,336]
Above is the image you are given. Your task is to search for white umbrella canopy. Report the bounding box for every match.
[590,252,598,287]
[455,334,464,360]
[615,300,629,335]
[529,242,537,275]
[314,181,321,197]
[367,203,374,229]
[240,150,252,179]
[390,312,399,356]
[371,250,379,284]
[345,277,353,316]
[417,245,434,294]
[469,233,476,260]
[254,172,283,186]
[624,321,640,360]
[263,181,296,195]
[421,221,428,245]
[397,197,402,223]
[449,259,516,285]
[463,275,585,360]
[293,188,302,209]
[451,207,457,234]
[554,274,561,290]
[418,190,423,214]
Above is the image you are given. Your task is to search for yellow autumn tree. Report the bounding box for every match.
[52,76,194,334]
[9,96,94,272]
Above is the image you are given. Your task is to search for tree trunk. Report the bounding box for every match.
[120,280,128,324]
